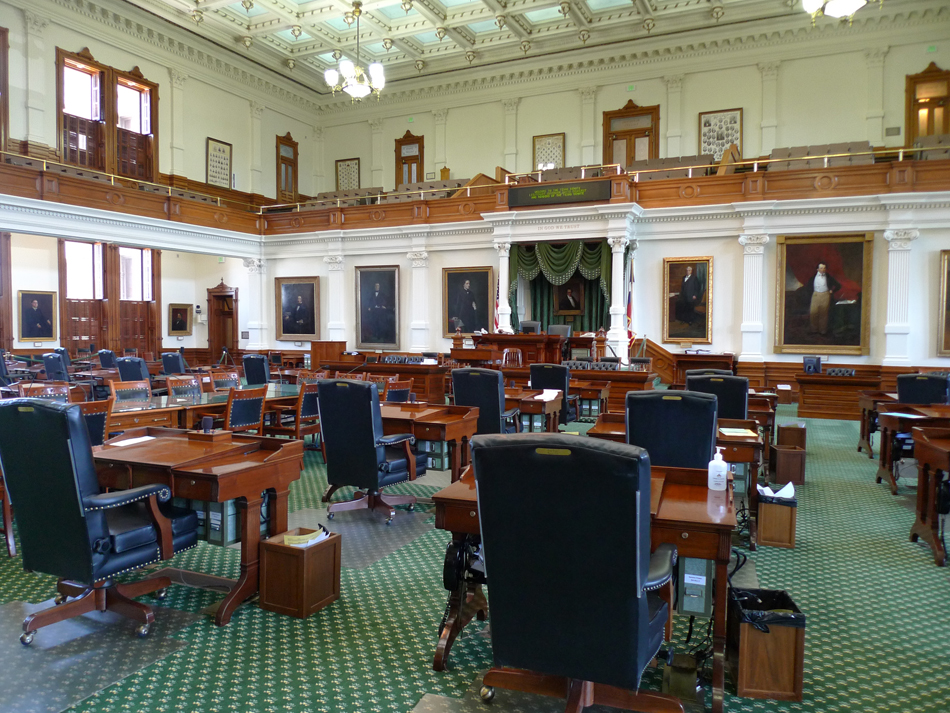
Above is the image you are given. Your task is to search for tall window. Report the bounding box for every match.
[64,241,103,299]
[60,55,104,170]
[277,132,298,202]
[119,247,152,301]
[0,28,9,153]
[906,63,949,147]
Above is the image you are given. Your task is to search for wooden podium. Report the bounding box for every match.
[453,333,565,364]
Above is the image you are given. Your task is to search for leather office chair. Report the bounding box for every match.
[825,367,856,377]
[626,391,718,468]
[318,380,425,524]
[472,433,679,713]
[79,397,115,446]
[54,346,72,367]
[686,374,749,420]
[161,352,188,375]
[194,386,268,434]
[98,349,117,369]
[0,399,199,644]
[530,363,578,426]
[684,368,733,378]
[117,357,166,396]
[452,368,521,434]
[0,477,13,558]
[109,379,153,401]
[897,373,950,404]
[547,324,572,338]
[166,376,203,398]
[383,355,406,364]
[243,354,270,386]
[42,352,69,382]
[0,355,24,388]
[384,380,414,403]
[265,382,323,454]
[590,360,620,371]
[520,320,541,334]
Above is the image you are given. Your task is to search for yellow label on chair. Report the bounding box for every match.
[662,395,682,400]
[711,378,724,382]
[17,406,34,412]
[536,448,572,456]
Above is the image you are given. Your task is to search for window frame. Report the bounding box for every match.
[905,62,950,148]
[63,239,103,300]
[0,28,9,154]
[276,132,299,202]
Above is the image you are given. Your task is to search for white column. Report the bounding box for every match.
[24,11,50,147]
[250,101,264,194]
[663,75,684,158]
[324,255,346,343]
[370,118,384,188]
[407,249,430,350]
[168,69,187,177]
[495,241,512,332]
[606,235,630,361]
[502,98,519,172]
[242,258,267,350]
[758,62,780,155]
[738,234,770,361]
[579,87,597,166]
[865,48,888,145]
[433,108,448,176]
[312,126,325,194]
[882,229,919,365]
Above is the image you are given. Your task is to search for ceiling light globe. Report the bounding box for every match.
[823,0,865,15]
[801,0,823,12]
[340,59,356,79]
[369,62,385,83]
[345,83,372,99]
[324,68,340,86]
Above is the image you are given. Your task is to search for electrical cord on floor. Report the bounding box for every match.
[728,547,748,587]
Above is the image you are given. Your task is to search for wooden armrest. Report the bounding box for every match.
[145,494,174,560]
[402,439,416,481]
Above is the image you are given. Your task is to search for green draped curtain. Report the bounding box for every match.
[524,276,609,333]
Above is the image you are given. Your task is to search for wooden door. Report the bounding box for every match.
[906,63,950,147]
[603,100,659,168]
[395,131,424,189]
[65,299,102,353]
[207,282,238,361]
[276,132,298,202]
[119,301,148,354]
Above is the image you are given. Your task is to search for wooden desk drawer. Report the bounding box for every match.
[652,525,720,560]
[112,412,174,430]
[173,476,216,501]
[436,503,480,535]
[416,425,445,441]
[721,444,757,463]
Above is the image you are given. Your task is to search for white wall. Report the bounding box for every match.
[10,233,59,350]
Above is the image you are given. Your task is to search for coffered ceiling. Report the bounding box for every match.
[120,0,824,91]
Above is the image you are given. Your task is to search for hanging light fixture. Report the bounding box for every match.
[323,1,385,101]
[802,0,875,23]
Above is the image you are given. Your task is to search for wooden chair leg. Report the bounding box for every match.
[322,484,343,503]
[105,586,156,627]
[22,587,96,636]
[2,494,14,558]
[326,491,369,515]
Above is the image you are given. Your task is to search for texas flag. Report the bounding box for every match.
[493,279,500,332]
[626,269,635,351]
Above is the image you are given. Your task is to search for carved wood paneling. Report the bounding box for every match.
[636,339,676,384]
[64,299,102,353]
[119,301,149,355]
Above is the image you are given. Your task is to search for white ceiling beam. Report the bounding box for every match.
[635,0,653,18]
[477,0,530,38]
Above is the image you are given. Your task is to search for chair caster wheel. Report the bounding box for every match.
[135,624,151,638]
[155,588,168,601]
[385,517,393,526]
[54,593,68,605]
[479,686,495,703]
[20,631,35,646]
[407,503,415,512]
[327,512,335,520]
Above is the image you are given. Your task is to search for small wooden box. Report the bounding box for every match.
[777,424,806,451]
[776,387,794,405]
[757,501,797,548]
[259,528,341,618]
[770,445,805,485]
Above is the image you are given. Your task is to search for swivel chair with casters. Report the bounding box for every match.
[98,349,117,369]
[161,352,190,375]
[43,352,98,400]
[547,324,572,360]
[317,380,425,524]
[0,399,198,644]
[243,354,270,386]
[116,357,167,396]
[472,433,680,713]
[520,320,541,334]
[529,363,579,426]
[0,478,13,558]
[626,391,718,468]
[685,374,749,420]
[53,346,72,368]
[452,368,521,434]
[897,373,950,404]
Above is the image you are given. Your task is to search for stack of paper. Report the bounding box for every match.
[719,427,758,438]
[757,482,795,499]
[538,389,561,402]
[284,527,331,548]
[113,436,156,447]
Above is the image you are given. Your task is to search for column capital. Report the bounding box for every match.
[313,126,324,141]
[369,118,384,133]
[24,10,50,36]
[758,61,780,81]
[494,241,511,258]
[250,101,264,119]
[432,108,449,125]
[169,68,188,90]
[502,98,520,114]
[739,234,769,254]
[242,258,265,274]
[608,236,629,252]
[884,229,918,251]
[324,255,345,271]
[663,74,684,91]
[578,86,598,102]
[864,46,889,67]
[407,251,429,267]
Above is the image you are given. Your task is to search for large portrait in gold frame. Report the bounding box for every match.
[774,233,874,355]
[939,249,950,357]
[18,290,57,342]
[662,257,712,344]
[442,267,493,337]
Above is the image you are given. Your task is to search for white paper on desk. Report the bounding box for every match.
[776,384,792,391]
[757,484,774,497]
[537,389,561,402]
[774,482,795,499]
[421,359,438,365]
[879,412,926,419]
[113,436,156,447]
[719,427,758,438]
[287,531,330,548]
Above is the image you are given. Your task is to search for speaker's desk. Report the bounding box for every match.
[795,373,883,420]
[93,428,304,625]
[470,333,565,365]
[432,463,736,713]
[910,427,950,566]
[857,390,898,459]
[318,361,448,405]
[876,405,950,495]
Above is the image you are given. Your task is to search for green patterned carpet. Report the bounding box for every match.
[0,406,948,712]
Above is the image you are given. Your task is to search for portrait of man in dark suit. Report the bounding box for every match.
[358,268,398,348]
[19,292,55,341]
[553,278,584,316]
[443,268,492,337]
[276,278,319,341]
[663,258,712,343]
[675,265,703,326]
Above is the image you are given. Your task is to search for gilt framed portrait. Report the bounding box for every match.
[662,258,712,344]
[553,278,584,316]
[699,108,742,161]
[18,290,56,342]
[168,303,193,336]
[276,277,319,342]
[938,249,950,357]
[443,267,493,337]
[356,266,398,350]
[774,233,873,355]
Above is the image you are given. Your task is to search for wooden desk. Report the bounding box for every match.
[910,427,950,566]
[469,333,565,365]
[94,428,304,625]
[378,403,478,483]
[673,352,737,383]
[318,361,448,405]
[795,373,883,420]
[502,367,655,413]
[431,463,736,713]
[857,391,898,459]
[876,406,950,494]
[449,347,501,367]
[504,388,561,433]
[571,379,609,419]
[110,399,184,431]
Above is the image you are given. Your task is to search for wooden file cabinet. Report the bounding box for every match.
[259,528,341,619]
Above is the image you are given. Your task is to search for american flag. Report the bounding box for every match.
[493,278,500,331]
[626,265,635,352]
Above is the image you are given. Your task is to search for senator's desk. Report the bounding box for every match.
[504,388,561,432]
[449,347,502,367]
[857,391,898,458]
[910,427,950,566]
[431,464,737,713]
[795,373,883,420]
[470,333,565,364]
[671,352,737,383]
[317,361,448,405]
[502,368,655,413]
[94,428,304,625]
[876,405,950,495]
[378,402,479,483]
[570,379,609,417]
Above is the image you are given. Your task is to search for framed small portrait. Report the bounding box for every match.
[168,303,193,336]
[206,137,233,189]
[356,266,398,350]
[18,291,56,342]
[336,158,360,191]
[698,108,742,162]
[774,233,873,355]
[443,267,493,337]
[937,249,949,356]
[662,257,713,344]
[533,133,565,170]
[553,278,584,316]
[276,277,319,342]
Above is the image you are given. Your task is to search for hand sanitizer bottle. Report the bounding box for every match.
[708,446,727,491]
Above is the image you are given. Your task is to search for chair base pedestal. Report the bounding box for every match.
[323,485,416,524]
[480,668,685,713]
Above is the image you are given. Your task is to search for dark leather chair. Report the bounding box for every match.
[161,352,188,375]
[98,349,117,369]
[54,346,72,367]
[243,354,270,386]
[520,320,541,334]
[0,399,198,644]
[472,433,679,713]
[80,397,115,446]
[452,368,521,434]
[318,380,425,524]
[547,324,572,338]
[590,360,620,371]
[897,373,950,404]
[383,354,406,364]
[530,363,578,426]
[194,386,268,433]
[42,352,69,382]
[384,380,413,403]
[626,391,718,468]
[686,374,749,420]
[118,356,167,396]
[563,360,590,371]
[684,368,733,378]
[826,367,856,377]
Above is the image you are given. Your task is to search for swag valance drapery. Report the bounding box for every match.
[507,241,612,300]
